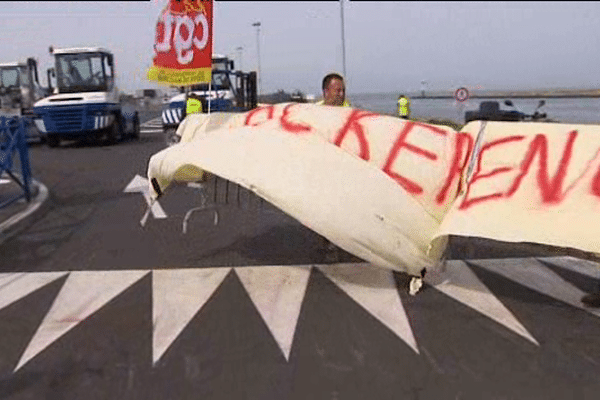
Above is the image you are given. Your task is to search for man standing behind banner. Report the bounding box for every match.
[317,73,351,107]
[316,72,350,262]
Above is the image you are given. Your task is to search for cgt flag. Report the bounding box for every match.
[148,0,213,86]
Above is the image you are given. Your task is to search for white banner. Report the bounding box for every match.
[147,103,600,275]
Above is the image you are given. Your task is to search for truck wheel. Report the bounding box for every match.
[106,116,121,145]
[47,135,60,148]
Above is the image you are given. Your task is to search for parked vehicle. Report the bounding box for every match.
[0,58,48,142]
[31,47,140,147]
[162,54,257,146]
[464,99,550,124]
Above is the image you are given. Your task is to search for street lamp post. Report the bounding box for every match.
[252,22,262,96]
[340,0,347,79]
[236,46,243,71]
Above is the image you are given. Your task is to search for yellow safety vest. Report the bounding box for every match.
[186,97,203,115]
[397,97,410,117]
[316,99,351,107]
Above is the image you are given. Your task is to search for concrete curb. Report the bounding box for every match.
[0,179,48,241]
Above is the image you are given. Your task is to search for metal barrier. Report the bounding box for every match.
[180,175,266,234]
[0,116,31,208]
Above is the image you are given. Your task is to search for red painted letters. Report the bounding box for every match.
[279,104,312,134]
[436,132,473,205]
[333,109,379,161]
[244,105,275,126]
[459,135,525,209]
[506,131,578,203]
[383,121,447,195]
[239,104,599,211]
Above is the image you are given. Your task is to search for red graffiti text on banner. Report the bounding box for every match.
[280,104,312,134]
[505,130,578,203]
[382,121,448,195]
[458,130,597,210]
[333,110,379,161]
[244,105,275,126]
[436,132,474,205]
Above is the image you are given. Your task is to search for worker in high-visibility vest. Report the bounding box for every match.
[185,93,203,116]
[397,94,410,119]
[316,72,351,107]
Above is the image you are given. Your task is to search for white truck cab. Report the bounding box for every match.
[0,59,45,116]
[0,58,47,141]
[32,47,139,147]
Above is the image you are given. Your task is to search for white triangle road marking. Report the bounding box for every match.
[319,263,419,354]
[15,270,149,371]
[152,267,231,364]
[426,261,538,345]
[536,256,600,280]
[471,258,600,319]
[235,265,311,360]
[0,272,69,311]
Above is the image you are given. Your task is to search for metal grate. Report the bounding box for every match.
[180,175,267,234]
[210,175,264,208]
[48,107,85,131]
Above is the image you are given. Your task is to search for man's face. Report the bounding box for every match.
[323,78,345,106]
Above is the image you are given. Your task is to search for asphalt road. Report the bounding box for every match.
[1,110,600,399]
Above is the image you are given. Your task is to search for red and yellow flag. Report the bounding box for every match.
[148,0,213,86]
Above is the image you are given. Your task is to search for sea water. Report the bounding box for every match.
[348,92,600,125]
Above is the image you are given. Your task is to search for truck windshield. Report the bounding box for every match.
[187,58,231,92]
[56,53,110,93]
[0,67,19,89]
[212,58,229,72]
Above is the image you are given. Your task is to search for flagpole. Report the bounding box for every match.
[340,0,347,79]
[208,80,211,114]
[184,85,190,119]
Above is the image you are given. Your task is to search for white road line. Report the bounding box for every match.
[0,272,68,311]
[319,263,420,354]
[16,270,149,371]
[472,258,600,318]
[153,268,232,364]
[236,265,311,360]
[426,260,538,345]
[536,256,600,279]
[2,257,595,372]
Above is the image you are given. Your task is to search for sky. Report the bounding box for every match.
[1,1,599,96]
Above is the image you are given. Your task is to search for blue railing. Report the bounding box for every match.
[0,116,31,208]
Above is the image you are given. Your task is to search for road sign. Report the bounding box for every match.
[454,87,469,102]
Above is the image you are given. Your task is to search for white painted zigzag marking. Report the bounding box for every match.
[152,267,232,364]
[0,272,68,311]
[319,263,419,354]
[236,265,311,360]
[1,257,595,372]
[15,270,149,371]
[471,258,600,319]
[426,260,538,345]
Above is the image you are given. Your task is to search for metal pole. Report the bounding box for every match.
[208,80,211,114]
[340,0,347,79]
[252,22,262,96]
[236,46,243,71]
